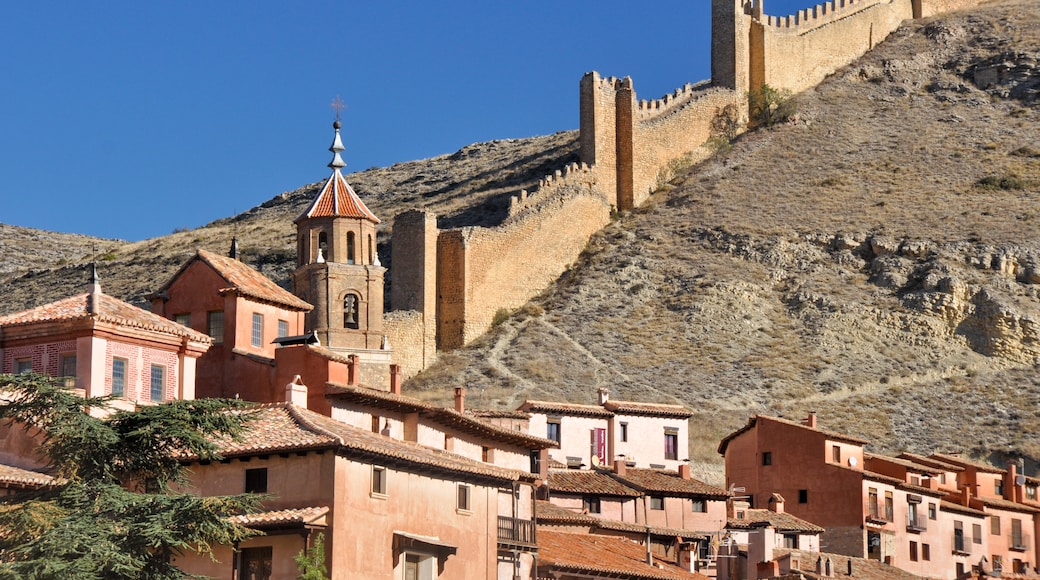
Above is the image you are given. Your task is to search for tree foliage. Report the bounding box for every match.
[294,532,329,580]
[0,372,262,580]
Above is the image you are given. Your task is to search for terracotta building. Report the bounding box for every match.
[718,413,1040,579]
[0,266,210,408]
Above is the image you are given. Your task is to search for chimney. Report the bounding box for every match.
[598,387,609,405]
[229,236,240,260]
[348,354,360,386]
[678,462,692,480]
[86,263,102,314]
[769,493,785,514]
[961,483,973,507]
[804,411,817,429]
[454,387,465,413]
[284,374,308,408]
[614,458,627,477]
[389,364,402,395]
[1007,460,1022,502]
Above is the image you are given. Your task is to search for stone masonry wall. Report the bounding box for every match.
[437,172,610,349]
[753,0,916,94]
[387,0,988,377]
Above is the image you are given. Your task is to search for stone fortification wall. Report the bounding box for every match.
[437,169,609,349]
[751,0,916,94]
[631,84,744,208]
[386,0,990,377]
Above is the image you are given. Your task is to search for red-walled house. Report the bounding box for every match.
[149,248,312,402]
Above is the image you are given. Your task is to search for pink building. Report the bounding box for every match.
[519,388,692,471]
[0,267,210,407]
[175,399,553,580]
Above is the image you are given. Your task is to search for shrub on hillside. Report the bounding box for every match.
[748,85,796,129]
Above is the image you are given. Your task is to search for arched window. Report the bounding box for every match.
[343,294,360,329]
[346,232,356,264]
[317,232,328,263]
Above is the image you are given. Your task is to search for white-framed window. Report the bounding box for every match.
[277,319,288,338]
[149,364,165,401]
[251,313,263,348]
[650,496,664,510]
[208,311,224,344]
[15,358,32,374]
[372,466,387,497]
[111,358,127,397]
[456,483,471,513]
[691,499,706,513]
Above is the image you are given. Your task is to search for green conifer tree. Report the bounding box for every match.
[0,372,262,579]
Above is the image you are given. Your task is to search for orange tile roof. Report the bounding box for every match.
[537,529,709,580]
[518,400,613,418]
[775,549,927,580]
[603,400,692,418]
[726,508,824,533]
[548,469,642,497]
[611,468,730,499]
[896,452,965,472]
[197,403,535,484]
[296,170,379,224]
[864,453,943,476]
[939,500,987,518]
[230,506,329,529]
[718,415,869,455]
[0,463,54,488]
[536,500,599,525]
[0,292,211,343]
[929,453,1006,474]
[974,495,1040,514]
[593,519,710,540]
[326,383,557,449]
[195,250,312,311]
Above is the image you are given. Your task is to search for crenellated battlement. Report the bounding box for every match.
[507,162,595,219]
[758,0,887,32]
[387,0,989,379]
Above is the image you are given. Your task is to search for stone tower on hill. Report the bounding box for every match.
[292,120,386,352]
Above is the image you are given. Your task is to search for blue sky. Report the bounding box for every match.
[1,1,818,241]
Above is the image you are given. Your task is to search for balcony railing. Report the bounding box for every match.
[864,501,892,524]
[498,516,537,548]
[1010,532,1031,552]
[906,513,927,532]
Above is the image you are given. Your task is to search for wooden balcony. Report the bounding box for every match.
[498,516,537,550]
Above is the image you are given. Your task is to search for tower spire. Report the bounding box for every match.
[329,120,346,170]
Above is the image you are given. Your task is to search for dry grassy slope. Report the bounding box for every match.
[407,0,1040,471]
[0,131,578,315]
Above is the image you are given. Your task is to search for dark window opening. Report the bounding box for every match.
[245,468,268,493]
[344,294,359,329]
[583,496,601,514]
[798,489,808,504]
[762,452,772,466]
[239,546,272,580]
[346,232,356,264]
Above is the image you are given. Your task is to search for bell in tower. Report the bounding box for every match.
[292,119,385,351]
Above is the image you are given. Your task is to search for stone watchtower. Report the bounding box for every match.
[293,120,385,351]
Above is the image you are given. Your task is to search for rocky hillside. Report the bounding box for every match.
[0,131,578,313]
[407,0,1040,470]
[1,0,1038,475]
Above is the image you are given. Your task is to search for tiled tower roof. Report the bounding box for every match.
[296,120,379,224]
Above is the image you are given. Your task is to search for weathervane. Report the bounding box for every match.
[330,95,346,121]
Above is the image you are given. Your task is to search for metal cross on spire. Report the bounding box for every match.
[330,95,346,121]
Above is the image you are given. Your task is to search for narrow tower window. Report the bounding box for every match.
[344,294,359,329]
[346,232,356,264]
[368,234,374,265]
[317,231,328,262]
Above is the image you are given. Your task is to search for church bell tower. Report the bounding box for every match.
[292,120,385,351]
